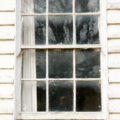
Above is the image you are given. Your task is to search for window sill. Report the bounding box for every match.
[16,112,106,120]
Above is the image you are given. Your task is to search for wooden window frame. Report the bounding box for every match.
[15,0,109,119]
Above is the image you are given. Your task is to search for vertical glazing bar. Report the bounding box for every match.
[46,0,49,112]
[73,0,76,112]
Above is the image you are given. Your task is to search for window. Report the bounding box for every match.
[15,0,108,119]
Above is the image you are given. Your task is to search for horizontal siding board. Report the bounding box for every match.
[108,25,120,38]
[0,0,15,11]
[108,40,120,52]
[109,84,120,98]
[0,41,15,54]
[0,26,15,39]
[109,100,120,112]
[108,11,120,23]
[110,114,120,120]
[0,115,13,120]
[0,55,14,68]
[109,69,120,82]
[108,54,120,68]
[0,12,15,25]
[0,84,13,98]
[107,0,120,9]
[0,100,13,113]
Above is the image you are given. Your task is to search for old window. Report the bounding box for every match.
[15,0,108,119]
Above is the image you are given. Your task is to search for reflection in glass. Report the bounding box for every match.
[75,0,99,12]
[76,16,99,44]
[37,82,46,111]
[76,81,101,111]
[76,49,100,78]
[34,0,46,13]
[49,50,73,78]
[49,16,73,44]
[35,16,46,44]
[49,81,73,111]
[36,50,46,78]
[49,0,72,13]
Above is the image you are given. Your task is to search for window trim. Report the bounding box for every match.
[15,0,109,119]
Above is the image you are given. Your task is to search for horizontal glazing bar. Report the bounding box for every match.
[21,12,100,16]
[21,45,101,49]
[21,78,101,81]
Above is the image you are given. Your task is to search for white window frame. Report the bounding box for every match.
[15,0,109,119]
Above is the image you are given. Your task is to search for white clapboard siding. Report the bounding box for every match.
[0,70,14,83]
[109,69,120,82]
[0,0,15,11]
[108,54,120,68]
[109,84,120,98]
[107,0,120,9]
[109,100,120,112]
[0,41,15,54]
[110,114,120,120]
[108,25,120,38]
[0,55,14,68]
[108,40,120,52]
[0,100,13,113]
[0,26,15,39]
[0,12,15,25]
[0,84,13,98]
[108,11,120,23]
[0,115,13,120]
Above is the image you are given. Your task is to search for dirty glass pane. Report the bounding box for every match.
[76,49,100,78]
[22,16,46,45]
[21,0,46,13]
[75,0,99,13]
[34,0,46,13]
[36,50,46,78]
[49,0,72,13]
[76,81,101,111]
[49,81,73,111]
[76,16,99,44]
[37,82,46,111]
[35,16,46,44]
[49,16,73,44]
[49,50,73,78]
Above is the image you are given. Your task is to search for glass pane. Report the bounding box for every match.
[36,50,46,78]
[37,82,46,111]
[34,0,46,13]
[76,16,99,44]
[76,81,101,111]
[49,0,72,13]
[22,0,46,13]
[75,0,99,13]
[76,49,100,78]
[35,16,46,44]
[49,50,73,78]
[49,81,73,111]
[22,16,46,45]
[49,16,73,45]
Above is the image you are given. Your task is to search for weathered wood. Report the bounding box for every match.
[109,100,120,112]
[0,41,15,54]
[0,100,13,113]
[109,84,120,98]
[0,12,15,25]
[0,55,14,68]
[109,69,120,82]
[108,54,120,68]
[107,0,120,9]
[108,25,120,38]
[0,26,15,39]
